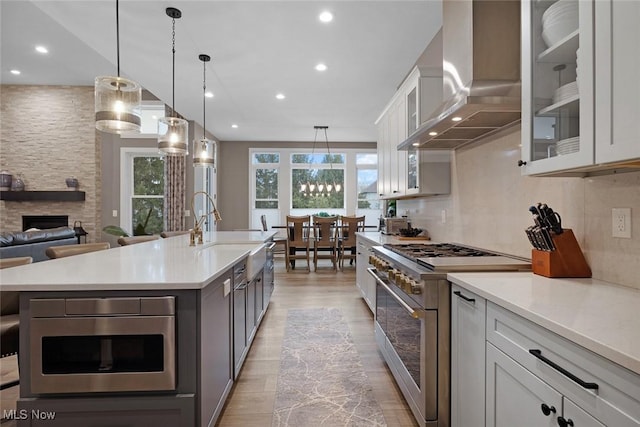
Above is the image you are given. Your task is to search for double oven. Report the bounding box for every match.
[368,243,530,427]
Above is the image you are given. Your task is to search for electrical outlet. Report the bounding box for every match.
[612,208,631,238]
[441,209,446,224]
[112,210,118,217]
[184,210,190,217]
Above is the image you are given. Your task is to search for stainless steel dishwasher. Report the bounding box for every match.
[232,261,248,379]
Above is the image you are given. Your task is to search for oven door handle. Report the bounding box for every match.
[367,268,425,319]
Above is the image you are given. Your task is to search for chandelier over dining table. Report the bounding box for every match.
[299,126,342,197]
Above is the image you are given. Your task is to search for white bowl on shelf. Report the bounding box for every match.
[542,0,578,47]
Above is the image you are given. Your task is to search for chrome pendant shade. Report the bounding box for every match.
[95,0,141,134]
[193,54,216,167]
[158,7,188,156]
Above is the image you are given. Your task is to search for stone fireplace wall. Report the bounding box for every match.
[0,85,101,242]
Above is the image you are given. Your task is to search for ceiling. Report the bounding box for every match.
[1,1,442,143]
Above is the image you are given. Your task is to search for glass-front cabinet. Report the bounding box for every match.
[521,0,594,175]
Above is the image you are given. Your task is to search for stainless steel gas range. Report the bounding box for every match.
[367,243,530,427]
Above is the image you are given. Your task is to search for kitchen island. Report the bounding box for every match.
[0,230,275,427]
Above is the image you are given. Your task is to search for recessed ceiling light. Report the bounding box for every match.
[315,63,328,72]
[276,93,286,100]
[319,11,333,23]
[151,115,158,120]
[231,124,238,129]
[429,131,438,136]
[35,45,48,54]
[205,91,214,98]
[412,142,420,147]
[452,116,462,122]
[10,69,21,75]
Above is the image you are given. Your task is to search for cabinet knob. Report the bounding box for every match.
[518,160,527,167]
[557,417,574,427]
[540,403,556,416]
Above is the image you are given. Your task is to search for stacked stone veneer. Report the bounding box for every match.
[0,85,101,242]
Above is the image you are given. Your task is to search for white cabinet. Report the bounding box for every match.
[486,342,561,427]
[486,302,640,427]
[356,236,375,313]
[594,0,640,164]
[451,285,486,427]
[521,0,640,176]
[377,66,446,199]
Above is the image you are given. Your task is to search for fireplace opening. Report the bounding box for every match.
[23,215,69,231]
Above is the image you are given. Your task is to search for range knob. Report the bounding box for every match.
[388,269,397,281]
[369,255,375,265]
[379,261,390,272]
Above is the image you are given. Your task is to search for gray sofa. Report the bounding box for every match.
[0,226,77,262]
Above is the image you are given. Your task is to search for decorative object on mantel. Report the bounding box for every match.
[193,53,216,167]
[0,191,86,202]
[95,0,141,134]
[158,7,189,156]
[10,173,24,191]
[65,176,79,190]
[0,171,12,191]
[189,191,221,246]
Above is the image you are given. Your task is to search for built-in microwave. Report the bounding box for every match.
[29,296,176,394]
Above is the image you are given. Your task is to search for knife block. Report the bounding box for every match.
[531,229,592,278]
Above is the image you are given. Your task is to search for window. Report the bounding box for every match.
[248,148,378,227]
[121,148,164,235]
[291,153,345,209]
[253,153,280,209]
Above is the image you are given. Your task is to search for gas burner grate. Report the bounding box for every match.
[383,243,498,260]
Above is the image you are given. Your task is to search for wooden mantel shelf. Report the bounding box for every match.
[0,191,86,202]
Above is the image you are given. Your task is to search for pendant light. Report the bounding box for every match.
[158,7,188,155]
[193,54,216,167]
[95,0,141,134]
[300,126,342,197]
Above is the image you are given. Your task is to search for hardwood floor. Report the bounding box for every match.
[216,260,418,427]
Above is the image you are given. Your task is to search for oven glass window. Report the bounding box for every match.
[386,296,421,388]
[42,335,164,374]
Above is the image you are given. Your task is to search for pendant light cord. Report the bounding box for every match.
[323,128,333,171]
[203,59,206,138]
[116,0,120,77]
[171,16,176,117]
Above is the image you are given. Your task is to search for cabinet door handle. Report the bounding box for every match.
[557,417,574,427]
[540,403,556,416]
[453,290,475,304]
[529,349,599,390]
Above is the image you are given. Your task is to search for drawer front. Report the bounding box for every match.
[487,302,640,426]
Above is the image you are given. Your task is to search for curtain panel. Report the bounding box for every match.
[164,155,186,232]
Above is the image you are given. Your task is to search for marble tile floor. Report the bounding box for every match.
[216,263,417,427]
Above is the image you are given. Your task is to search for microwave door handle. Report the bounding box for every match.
[367,268,425,319]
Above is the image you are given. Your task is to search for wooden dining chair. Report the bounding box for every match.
[338,215,365,270]
[312,215,339,271]
[285,215,311,272]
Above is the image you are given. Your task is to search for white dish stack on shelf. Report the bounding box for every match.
[556,136,580,155]
[542,0,578,48]
[553,81,578,104]
[575,47,580,88]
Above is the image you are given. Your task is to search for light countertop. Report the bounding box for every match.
[448,272,640,376]
[0,231,276,291]
[356,231,432,246]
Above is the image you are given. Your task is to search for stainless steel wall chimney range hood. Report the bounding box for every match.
[399,0,521,150]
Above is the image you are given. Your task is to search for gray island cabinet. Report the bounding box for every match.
[0,231,275,427]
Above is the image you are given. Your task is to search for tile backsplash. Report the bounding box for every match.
[398,129,639,290]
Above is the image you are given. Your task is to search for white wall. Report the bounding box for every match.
[398,128,640,289]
